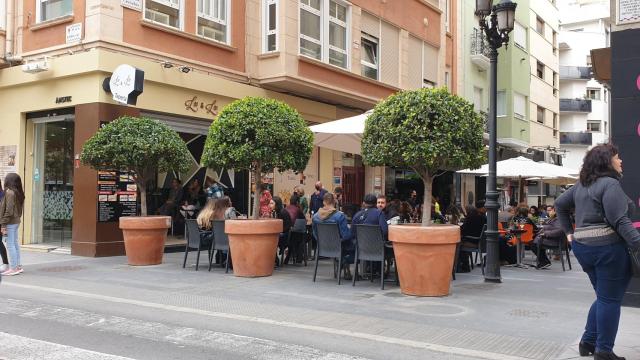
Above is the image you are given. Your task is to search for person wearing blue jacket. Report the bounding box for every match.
[352,194,388,237]
[312,192,353,279]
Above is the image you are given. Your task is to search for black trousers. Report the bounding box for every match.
[0,239,8,264]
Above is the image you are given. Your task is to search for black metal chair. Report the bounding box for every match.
[208,220,231,273]
[183,219,211,271]
[352,224,396,290]
[455,224,487,275]
[536,236,572,271]
[313,222,346,284]
[283,219,308,266]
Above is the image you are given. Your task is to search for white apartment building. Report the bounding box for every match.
[558,0,611,170]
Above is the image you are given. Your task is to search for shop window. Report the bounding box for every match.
[360,33,378,80]
[536,61,544,79]
[586,88,601,100]
[537,106,545,124]
[145,0,182,30]
[587,120,601,132]
[263,0,277,52]
[197,0,229,43]
[299,0,350,69]
[37,0,73,23]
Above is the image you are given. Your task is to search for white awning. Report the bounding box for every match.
[309,111,371,154]
[457,156,579,179]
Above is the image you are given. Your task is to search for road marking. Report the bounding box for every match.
[4,282,532,360]
[0,332,135,360]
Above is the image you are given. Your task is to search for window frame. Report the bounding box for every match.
[196,0,231,44]
[496,90,507,117]
[360,32,379,80]
[587,120,601,133]
[536,60,545,79]
[535,16,544,35]
[513,21,527,50]
[586,88,601,100]
[536,106,545,124]
[144,0,185,31]
[513,92,526,120]
[36,0,74,23]
[263,0,278,52]
[298,0,351,70]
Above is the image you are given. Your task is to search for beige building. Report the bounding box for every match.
[0,0,457,256]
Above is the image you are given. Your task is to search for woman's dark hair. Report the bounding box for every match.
[4,173,24,206]
[289,194,300,206]
[273,196,284,213]
[580,143,620,186]
[517,207,529,217]
[465,205,478,217]
[529,206,539,216]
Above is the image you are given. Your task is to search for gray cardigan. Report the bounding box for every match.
[555,176,640,249]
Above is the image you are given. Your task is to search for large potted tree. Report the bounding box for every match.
[201,97,313,277]
[362,88,485,296]
[81,116,191,265]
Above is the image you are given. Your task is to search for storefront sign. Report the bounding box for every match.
[66,23,82,44]
[0,145,17,182]
[97,170,138,222]
[184,96,219,117]
[105,64,145,105]
[619,0,640,24]
[55,96,72,104]
[121,0,142,11]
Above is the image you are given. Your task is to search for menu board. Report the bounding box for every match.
[97,170,139,222]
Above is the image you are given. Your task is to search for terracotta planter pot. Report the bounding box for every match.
[119,216,171,266]
[225,219,283,277]
[389,224,460,297]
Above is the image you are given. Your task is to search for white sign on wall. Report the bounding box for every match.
[618,0,640,24]
[0,145,17,184]
[121,0,142,11]
[65,23,82,44]
[108,64,144,105]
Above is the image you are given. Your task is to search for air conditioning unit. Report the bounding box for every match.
[145,9,171,26]
[21,58,50,74]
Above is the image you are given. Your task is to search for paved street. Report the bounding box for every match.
[1,249,639,360]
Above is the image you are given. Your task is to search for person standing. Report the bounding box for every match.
[556,144,640,360]
[0,173,25,276]
[258,184,273,218]
[309,181,327,217]
[0,182,9,272]
[293,185,309,217]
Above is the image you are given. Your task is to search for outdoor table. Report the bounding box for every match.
[508,228,529,268]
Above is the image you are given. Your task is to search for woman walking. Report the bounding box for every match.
[0,173,25,276]
[0,181,9,272]
[556,144,640,360]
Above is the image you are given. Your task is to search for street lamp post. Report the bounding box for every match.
[475,0,517,283]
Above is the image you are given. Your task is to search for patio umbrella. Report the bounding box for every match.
[457,156,578,179]
[309,111,372,155]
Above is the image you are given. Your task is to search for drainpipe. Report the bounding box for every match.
[4,0,22,64]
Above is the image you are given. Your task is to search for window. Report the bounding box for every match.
[37,0,73,23]
[445,0,451,32]
[535,16,544,34]
[145,0,182,29]
[514,22,527,49]
[197,0,229,43]
[422,79,436,88]
[536,61,544,79]
[586,88,601,100]
[360,33,378,80]
[553,113,558,129]
[444,72,450,90]
[537,106,545,124]
[263,0,277,52]
[497,91,506,117]
[514,92,526,120]
[552,30,557,53]
[586,55,592,66]
[0,0,5,29]
[604,121,608,134]
[299,0,350,69]
[473,87,483,112]
[604,89,608,102]
[587,120,601,132]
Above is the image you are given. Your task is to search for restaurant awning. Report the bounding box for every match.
[309,111,371,155]
[457,156,579,179]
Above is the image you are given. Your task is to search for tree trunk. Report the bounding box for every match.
[138,180,147,217]
[421,173,433,225]
[252,165,261,220]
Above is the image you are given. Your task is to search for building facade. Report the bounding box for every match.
[0,0,455,256]
[558,0,611,171]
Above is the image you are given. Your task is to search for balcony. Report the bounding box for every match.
[560,98,592,113]
[560,132,592,146]
[559,66,592,80]
[470,29,491,71]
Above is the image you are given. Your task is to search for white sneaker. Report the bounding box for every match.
[0,264,8,272]
[15,266,23,274]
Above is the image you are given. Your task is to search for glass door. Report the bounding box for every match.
[31,117,74,248]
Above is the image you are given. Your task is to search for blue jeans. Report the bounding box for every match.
[572,241,632,353]
[5,224,20,269]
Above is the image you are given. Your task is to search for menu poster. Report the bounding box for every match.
[0,145,17,184]
[97,170,139,222]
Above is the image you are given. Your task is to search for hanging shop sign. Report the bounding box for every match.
[103,64,144,105]
[97,170,139,222]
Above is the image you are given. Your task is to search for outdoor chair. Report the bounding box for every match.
[313,222,347,285]
[536,236,572,271]
[456,224,487,274]
[352,224,397,290]
[282,219,308,266]
[183,219,211,271]
[208,220,231,273]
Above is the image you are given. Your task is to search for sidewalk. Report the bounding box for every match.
[3,248,640,360]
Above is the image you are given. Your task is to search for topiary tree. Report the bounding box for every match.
[362,87,485,224]
[201,97,313,219]
[81,116,191,216]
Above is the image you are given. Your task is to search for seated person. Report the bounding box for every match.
[213,196,238,220]
[270,196,292,266]
[312,193,353,279]
[352,194,388,237]
[158,178,183,216]
[196,198,216,231]
[285,195,305,223]
[530,205,566,269]
[460,206,486,247]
